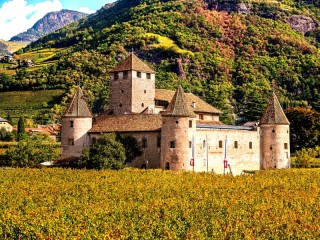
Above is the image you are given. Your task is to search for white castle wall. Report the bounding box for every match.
[61,117,92,158]
[192,127,261,175]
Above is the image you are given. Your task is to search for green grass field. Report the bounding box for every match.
[0,168,318,239]
[0,89,65,123]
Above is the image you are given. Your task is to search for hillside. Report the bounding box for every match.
[7,0,320,123]
[10,10,88,42]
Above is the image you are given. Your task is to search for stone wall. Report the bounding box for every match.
[193,127,261,175]
[90,131,161,169]
[61,117,92,158]
[260,124,290,169]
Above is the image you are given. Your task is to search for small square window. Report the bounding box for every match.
[157,137,161,148]
[219,140,223,148]
[146,73,151,79]
[199,114,204,120]
[114,72,119,80]
[68,139,74,146]
[249,142,253,149]
[189,141,192,148]
[70,121,74,128]
[234,141,238,149]
[142,138,147,148]
[137,71,141,78]
[123,71,128,79]
[170,141,175,148]
[189,120,192,128]
[284,143,288,149]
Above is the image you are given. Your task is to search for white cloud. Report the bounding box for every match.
[78,7,95,14]
[0,0,62,40]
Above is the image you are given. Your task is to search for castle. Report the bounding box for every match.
[61,53,290,175]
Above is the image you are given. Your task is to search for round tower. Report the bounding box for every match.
[161,86,196,170]
[61,87,93,158]
[260,92,290,169]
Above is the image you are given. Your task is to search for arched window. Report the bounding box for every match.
[142,138,147,148]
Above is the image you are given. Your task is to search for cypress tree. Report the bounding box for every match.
[17,116,25,141]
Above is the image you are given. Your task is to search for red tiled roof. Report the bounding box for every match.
[155,89,221,114]
[163,86,196,117]
[89,114,162,133]
[63,87,93,118]
[110,53,155,73]
[260,92,290,125]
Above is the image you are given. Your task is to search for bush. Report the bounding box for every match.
[4,134,59,168]
[78,133,126,170]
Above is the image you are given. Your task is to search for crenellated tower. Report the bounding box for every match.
[108,53,156,115]
[61,87,93,158]
[260,92,290,169]
[161,86,196,170]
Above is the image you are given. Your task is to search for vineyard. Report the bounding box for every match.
[0,168,319,239]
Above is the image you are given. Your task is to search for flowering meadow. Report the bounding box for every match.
[0,168,319,239]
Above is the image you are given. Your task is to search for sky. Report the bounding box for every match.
[0,0,114,40]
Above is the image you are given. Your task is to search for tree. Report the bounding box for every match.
[0,128,14,141]
[78,133,126,170]
[17,116,26,141]
[5,134,59,168]
[285,107,320,152]
[116,133,143,163]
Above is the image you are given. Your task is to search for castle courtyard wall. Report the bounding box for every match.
[192,127,261,175]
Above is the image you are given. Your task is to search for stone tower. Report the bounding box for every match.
[61,87,93,158]
[108,53,156,115]
[161,86,196,170]
[260,92,290,169]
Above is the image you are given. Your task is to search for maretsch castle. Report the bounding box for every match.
[61,53,290,175]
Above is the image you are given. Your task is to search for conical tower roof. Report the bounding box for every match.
[110,53,155,73]
[163,86,195,117]
[63,87,93,117]
[260,92,289,125]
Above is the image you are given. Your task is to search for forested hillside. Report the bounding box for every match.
[3,0,320,124]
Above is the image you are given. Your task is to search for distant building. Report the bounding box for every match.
[0,118,13,132]
[61,53,290,175]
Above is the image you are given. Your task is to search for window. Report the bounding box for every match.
[189,120,192,128]
[219,140,223,148]
[121,90,124,93]
[92,137,97,144]
[234,141,238,149]
[284,143,288,149]
[141,103,144,107]
[119,103,122,107]
[70,121,74,128]
[146,73,151,79]
[189,141,192,148]
[68,139,74,146]
[114,72,119,80]
[170,141,176,148]
[123,71,128,79]
[199,114,204,120]
[137,71,141,78]
[142,138,147,148]
[157,137,161,148]
[175,121,179,126]
[165,162,170,170]
[144,90,146,94]
[249,142,253,149]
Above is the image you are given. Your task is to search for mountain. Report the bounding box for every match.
[10,10,88,42]
[8,0,320,123]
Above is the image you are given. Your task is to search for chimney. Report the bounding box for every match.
[192,101,196,109]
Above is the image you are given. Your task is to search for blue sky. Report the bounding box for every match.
[0,0,115,40]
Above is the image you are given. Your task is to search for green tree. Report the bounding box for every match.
[17,116,26,141]
[285,107,320,152]
[5,134,59,168]
[0,128,14,141]
[116,133,143,163]
[78,133,126,170]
